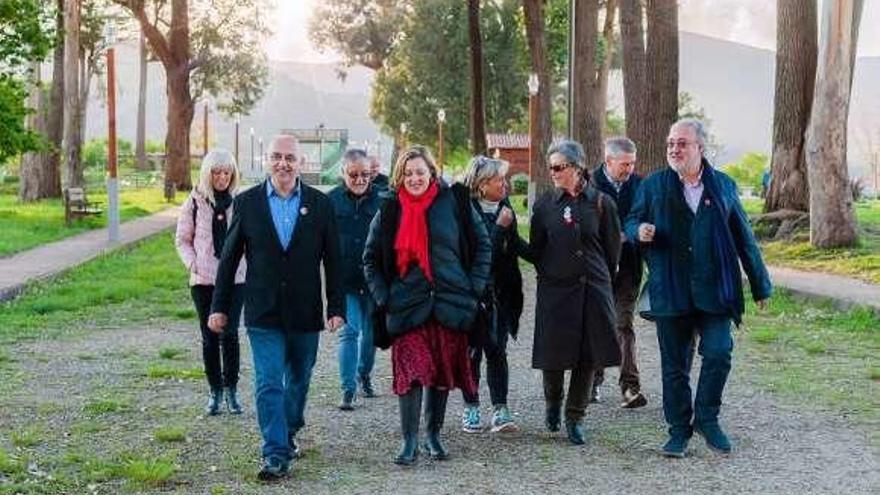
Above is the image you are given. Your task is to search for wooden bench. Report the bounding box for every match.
[64,187,103,225]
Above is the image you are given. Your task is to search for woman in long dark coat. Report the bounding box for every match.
[530,139,622,445]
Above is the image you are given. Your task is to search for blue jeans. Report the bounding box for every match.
[247,326,320,462]
[338,293,376,393]
[655,312,733,436]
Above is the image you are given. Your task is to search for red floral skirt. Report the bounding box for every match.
[391,320,476,396]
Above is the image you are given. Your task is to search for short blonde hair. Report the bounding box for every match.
[463,155,509,199]
[391,145,438,190]
[196,149,239,204]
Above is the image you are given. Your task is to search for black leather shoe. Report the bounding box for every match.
[695,423,732,454]
[257,457,289,481]
[225,387,242,415]
[339,390,356,411]
[545,405,561,432]
[359,375,376,398]
[565,420,586,445]
[662,434,690,458]
[288,433,302,459]
[205,388,222,416]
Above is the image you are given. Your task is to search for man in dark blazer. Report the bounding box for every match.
[625,119,771,458]
[209,135,345,480]
[591,136,646,410]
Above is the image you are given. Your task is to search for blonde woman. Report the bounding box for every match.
[175,149,247,416]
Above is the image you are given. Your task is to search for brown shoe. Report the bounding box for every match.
[620,388,647,409]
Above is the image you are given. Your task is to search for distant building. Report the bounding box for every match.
[487,133,530,177]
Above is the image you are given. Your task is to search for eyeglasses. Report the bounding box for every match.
[666,140,697,150]
[271,152,297,164]
[346,172,371,180]
[548,163,572,173]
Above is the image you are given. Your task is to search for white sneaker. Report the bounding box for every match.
[490,406,519,433]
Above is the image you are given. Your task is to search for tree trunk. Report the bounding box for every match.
[166,67,194,191]
[467,0,487,155]
[765,0,816,213]
[522,0,553,198]
[136,29,149,170]
[642,0,678,175]
[806,0,863,248]
[115,0,194,192]
[45,0,64,198]
[63,0,84,189]
[621,0,646,162]
[20,64,51,201]
[570,0,600,165]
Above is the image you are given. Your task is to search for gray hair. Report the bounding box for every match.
[547,139,586,170]
[196,148,239,205]
[671,118,709,148]
[604,136,636,157]
[340,148,369,174]
[463,155,509,199]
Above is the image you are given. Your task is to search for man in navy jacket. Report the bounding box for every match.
[591,136,646,410]
[210,135,345,480]
[625,119,772,458]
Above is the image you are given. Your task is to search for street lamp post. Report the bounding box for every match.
[527,73,540,213]
[259,138,264,170]
[234,117,240,165]
[317,123,325,171]
[202,97,210,157]
[249,127,255,170]
[104,23,120,243]
[437,109,446,176]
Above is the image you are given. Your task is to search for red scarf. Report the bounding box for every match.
[394,180,440,281]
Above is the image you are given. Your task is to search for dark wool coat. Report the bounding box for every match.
[529,185,622,370]
[212,180,344,332]
[623,164,772,323]
[591,164,644,289]
[476,196,534,341]
[327,185,382,295]
[362,183,492,337]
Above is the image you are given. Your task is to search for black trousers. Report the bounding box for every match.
[462,324,510,407]
[191,284,244,390]
[543,362,596,422]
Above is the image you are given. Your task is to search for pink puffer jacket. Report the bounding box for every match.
[175,191,247,286]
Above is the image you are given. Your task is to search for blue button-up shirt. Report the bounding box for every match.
[266,179,302,250]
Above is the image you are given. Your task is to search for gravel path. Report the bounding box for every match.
[2,274,878,494]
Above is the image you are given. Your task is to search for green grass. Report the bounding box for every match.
[0,187,181,256]
[746,199,880,283]
[158,346,188,360]
[741,289,880,439]
[114,455,177,487]
[0,233,190,344]
[82,398,130,416]
[154,426,187,443]
[146,364,203,380]
[10,426,44,448]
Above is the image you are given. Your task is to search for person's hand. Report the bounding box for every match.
[638,223,656,243]
[208,313,228,334]
[496,206,514,228]
[326,316,345,332]
[756,298,769,311]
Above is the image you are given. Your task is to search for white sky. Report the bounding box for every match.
[267,0,880,63]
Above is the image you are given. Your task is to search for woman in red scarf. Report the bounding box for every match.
[363,146,492,466]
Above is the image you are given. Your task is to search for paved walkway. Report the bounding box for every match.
[0,207,180,302]
[2,207,879,314]
[767,266,880,312]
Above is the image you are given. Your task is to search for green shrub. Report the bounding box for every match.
[511,173,529,195]
[721,152,767,193]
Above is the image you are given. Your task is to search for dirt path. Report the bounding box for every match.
[1,275,878,494]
